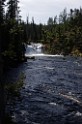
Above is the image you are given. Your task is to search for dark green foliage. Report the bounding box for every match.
[5,72,25,97]
[3,20,25,64]
[42,8,82,56]
[6,0,20,20]
[0,0,26,68]
[25,17,43,43]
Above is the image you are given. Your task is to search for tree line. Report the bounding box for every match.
[42,8,82,56]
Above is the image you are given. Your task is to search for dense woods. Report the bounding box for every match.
[0,0,82,123]
[42,8,82,56]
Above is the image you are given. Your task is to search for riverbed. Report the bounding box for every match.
[6,43,82,124]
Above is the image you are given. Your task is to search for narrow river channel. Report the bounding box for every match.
[6,43,82,124]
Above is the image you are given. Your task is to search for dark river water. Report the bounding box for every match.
[6,43,82,124]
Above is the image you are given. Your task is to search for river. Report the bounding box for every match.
[6,43,82,124]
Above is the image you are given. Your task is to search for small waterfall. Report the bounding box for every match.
[25,43,64,57]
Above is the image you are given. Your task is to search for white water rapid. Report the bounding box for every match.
[25,43,64,57]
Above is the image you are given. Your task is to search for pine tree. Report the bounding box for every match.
[6,0,19,20]
[4,0,26,63]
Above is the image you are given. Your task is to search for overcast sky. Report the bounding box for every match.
[19,0,82,24]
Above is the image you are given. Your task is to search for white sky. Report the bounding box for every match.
[19,0,82,24]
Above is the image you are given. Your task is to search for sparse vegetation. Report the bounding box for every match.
[5,72,25,97]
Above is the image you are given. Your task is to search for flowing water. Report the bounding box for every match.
[6,43,82,124]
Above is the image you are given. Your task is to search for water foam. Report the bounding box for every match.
[25,53,64,57]
[25,43,64,58]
